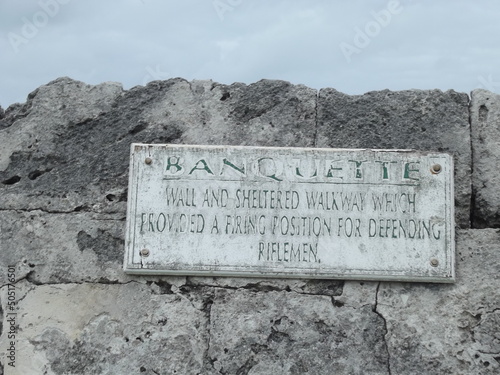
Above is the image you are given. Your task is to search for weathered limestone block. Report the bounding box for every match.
[377,229,500,374]
[0,210,127,284]
[208,289,389,374]
[317,88,471,228]
[0,281,208,375]
[0,78,317,214]
[149,79,318,147]
[0,77,123,173]
[470,89,500,228]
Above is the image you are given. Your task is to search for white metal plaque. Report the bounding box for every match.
[124,144,455,282]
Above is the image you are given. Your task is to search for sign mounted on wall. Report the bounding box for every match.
[124,144,455,282]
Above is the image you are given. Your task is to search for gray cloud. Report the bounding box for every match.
[1,0,499,106]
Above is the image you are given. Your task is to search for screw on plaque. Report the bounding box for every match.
[145,157,153,165]
[430,258,439,267]
[140,248,150,257]
[431,164,442,174]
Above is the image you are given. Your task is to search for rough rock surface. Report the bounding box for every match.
[0,210,127,284]
[208,288,388,374]
[317,88,471,228]
[1,230,498,374]
[0,78,316,215]
[0,78,499,374]
[470,89,500,228]
[378,229,500,374]
[2,282,208,375]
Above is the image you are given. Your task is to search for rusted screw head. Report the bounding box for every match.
[431,164,442,174]
[145,157,153,165]
[140,248,150,257]
[430,258,439,267]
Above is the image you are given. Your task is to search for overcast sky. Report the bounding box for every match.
[1,0,499,107]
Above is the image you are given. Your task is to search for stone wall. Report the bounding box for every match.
[0,77,499,374]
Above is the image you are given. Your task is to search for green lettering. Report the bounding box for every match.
[189,159,214,175]
[221,158,245,175]
[165,156,183,174]
[325,160,343,179]
[375,161,397,180]
[348,160,368,179]
[403,162,420,181]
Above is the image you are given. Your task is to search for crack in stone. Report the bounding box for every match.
[468,93,476,228]
[202,291,217,374]
[485,307,500,314]
[0,207,126,221]
[478,350,500,356]
[4,276,345,305]
[0,268,36,288]
[0,207,88,214]
[313,89,319,148]
[373,282,392,375]
[184,277,344,297]
[2,279,139,289]
[0,280,36,318]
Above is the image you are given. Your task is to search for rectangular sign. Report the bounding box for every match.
[124,144,455,282]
